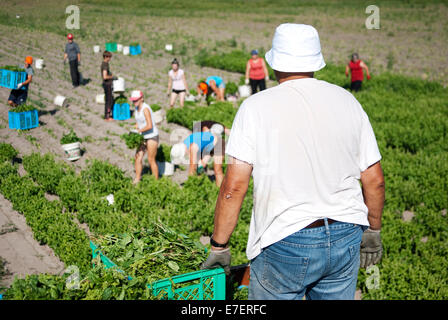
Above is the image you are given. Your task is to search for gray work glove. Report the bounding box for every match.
[360,228,383,269]
[201,248,231,275]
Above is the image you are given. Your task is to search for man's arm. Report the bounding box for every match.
[360,161,385,230]
[210,156,253,249]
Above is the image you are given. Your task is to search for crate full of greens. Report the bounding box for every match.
[0,65,27,90]
[8,104,38,130]
[113,95,130,120]
[90,222,226,300]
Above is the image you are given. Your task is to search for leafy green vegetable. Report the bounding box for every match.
[1,65,26,72]
[120,132,144,149]
[151,104,162,112]
[114,95,128,105]
[225,81,238,95]
[9,104,36,113]
[60,130,81,145]
[0,143,18,163]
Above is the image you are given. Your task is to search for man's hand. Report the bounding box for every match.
[16,83,23,89]
[201,248,231,275]
[360,228,382,268]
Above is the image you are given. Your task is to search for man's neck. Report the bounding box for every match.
[277,73,314,84]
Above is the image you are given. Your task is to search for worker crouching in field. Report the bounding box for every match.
[201,23,385,299]
[130,90,159,184]
[101,51,118,121]
[8,56,34,107]
[346,53,371,92]
[197,76,226,103]
[170,121,229,187]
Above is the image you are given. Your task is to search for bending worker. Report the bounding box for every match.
[197,76,226,102]
[7,56,34,107]
[170,120,229,187]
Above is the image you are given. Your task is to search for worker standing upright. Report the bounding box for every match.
[101,51,118,121]
[345,53,371,92]
[63,33,81,88]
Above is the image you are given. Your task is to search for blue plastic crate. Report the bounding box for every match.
[0,69,27,90]
[130,44,142,56]
[113,103,130,120]
[8,109,39,130]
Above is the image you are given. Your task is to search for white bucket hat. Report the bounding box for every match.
[265,23,326,73]
[170,143,187,165]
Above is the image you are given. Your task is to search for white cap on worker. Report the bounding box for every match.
[265,23,326,73]
[130,90,143,101]
[210,123,224,135]
[170,143,187,165]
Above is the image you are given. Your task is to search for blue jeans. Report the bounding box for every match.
[249,219,364,300]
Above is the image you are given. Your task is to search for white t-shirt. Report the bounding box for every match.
[169,69,186,91]
[135,102,158,139]
[226,78,382,260]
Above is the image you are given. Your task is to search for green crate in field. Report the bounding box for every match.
[90,241,226,300]
[105,42,117,52]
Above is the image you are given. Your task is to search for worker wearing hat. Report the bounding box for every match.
[196,76,226,103]
[245,49,270,94]
[63,33,81,88]
[201,23,384,299]
[170,120,229,187]
[130,90,159,184]
[7,56,34,107]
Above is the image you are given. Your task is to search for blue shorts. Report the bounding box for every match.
[183,132,215,154]
[206,76,225,89]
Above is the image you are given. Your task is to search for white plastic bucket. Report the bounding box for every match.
[165,44,173,51]
[238,85,251,98]
[62,142,81,161]
[157,161,174,176]
[54,95,68,107]
[113,77,125,93]
[35,59,44,69]
[96,94,105,104]
[153,110,163,124]
[123,46,130,56]
[117,44,123,52]
[93,45,100,53]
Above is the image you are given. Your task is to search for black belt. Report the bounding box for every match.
[304,218,336,229]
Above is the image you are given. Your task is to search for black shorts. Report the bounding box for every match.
[8,89,28,105]
[172,89,186,94]
[351,80,362,92]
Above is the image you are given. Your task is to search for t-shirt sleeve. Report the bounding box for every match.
[75,43,80,53]
[358,110,382,172]
[64,44,68,53]
[225,102,256,165]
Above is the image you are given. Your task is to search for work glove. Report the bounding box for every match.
[17,83,23,89]
[244,78,249,85]
[265,76,269,81]
[360,228,382,269]
[201,247,231,275]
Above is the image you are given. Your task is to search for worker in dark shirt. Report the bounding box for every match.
[63,33,81,88]
[101,51,118,121]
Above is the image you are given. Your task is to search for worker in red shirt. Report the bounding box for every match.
[345,53,371,92]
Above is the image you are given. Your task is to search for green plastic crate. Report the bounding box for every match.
[105,42,117,52]
[90,241,226,300]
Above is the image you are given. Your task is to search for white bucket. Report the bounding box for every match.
[153,110,164,124]
[54,95,68,107]
[96,94,105,104]
[35,59,44,70]
[106,194,115,205]
[238,85,251,98]
[185,94,196,102]
[123,46,130,56]
[93,45,100,53]
[165,44,173,51]
[157,161,174,176]
[62,142,81,161]
[117,44,123,52]
[113,77,125,93]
